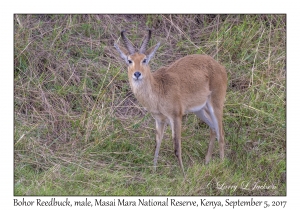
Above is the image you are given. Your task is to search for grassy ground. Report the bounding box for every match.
[14,14,286,196]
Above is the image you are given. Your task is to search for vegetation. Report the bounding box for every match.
[14,14,286,195]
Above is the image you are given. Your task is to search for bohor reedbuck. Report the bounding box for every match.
[114,30,227,173]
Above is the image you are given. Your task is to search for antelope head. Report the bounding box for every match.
[114,30,160,87]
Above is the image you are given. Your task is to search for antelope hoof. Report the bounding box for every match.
[205,156,211,165]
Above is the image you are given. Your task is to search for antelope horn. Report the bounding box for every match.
[121,30,135,55]
[139,29,151,54]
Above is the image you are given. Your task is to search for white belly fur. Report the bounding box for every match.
[187,103,206,113]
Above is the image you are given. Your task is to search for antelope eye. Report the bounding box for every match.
[142,59,147,64]
[128,60,132,64]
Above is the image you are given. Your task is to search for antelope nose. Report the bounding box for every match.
[134,71,141,79]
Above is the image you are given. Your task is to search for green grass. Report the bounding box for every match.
[14,14,286,195]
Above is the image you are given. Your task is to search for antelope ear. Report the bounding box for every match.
[114,43,130,64]
[145,42,160,62]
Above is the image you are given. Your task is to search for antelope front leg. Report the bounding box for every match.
[153,116,167,171]
[170,116,185,174]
